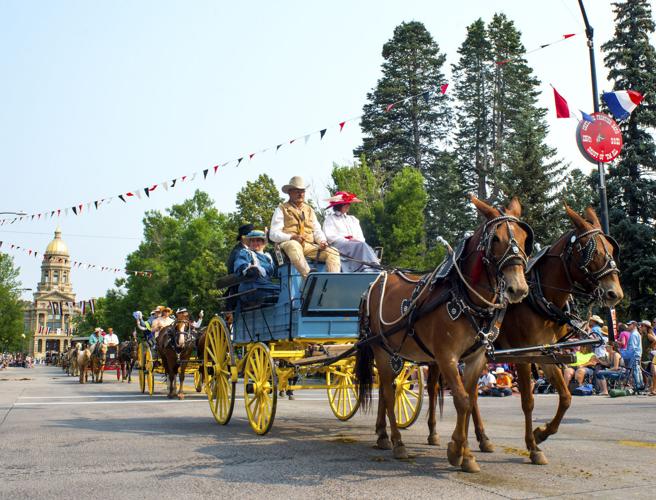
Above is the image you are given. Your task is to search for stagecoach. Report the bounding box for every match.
[201,259,424,435]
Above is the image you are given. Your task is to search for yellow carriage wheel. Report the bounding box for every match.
[394,363,423,429]
[243,343,277,435]
[193,369,202,393]
[144,347,155,396]
[326,361,360,421]
[203,317,236,425]
[137,342,146,394]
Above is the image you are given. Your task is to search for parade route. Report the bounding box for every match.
[1,366,655,499]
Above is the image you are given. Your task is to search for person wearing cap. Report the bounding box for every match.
[622,320,644,390]
[588,315,609,363]
[322,191,380,272]
[227,223,254,275]
[234,229,278,304]
[88,328,101,347]
[269,176,340,277]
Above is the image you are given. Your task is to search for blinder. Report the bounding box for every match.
[517,221,535,256]
[604,234,621,263]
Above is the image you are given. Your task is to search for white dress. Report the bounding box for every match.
[323,212,379,272]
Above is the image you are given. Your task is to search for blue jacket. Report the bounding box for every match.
[233,247,276,293]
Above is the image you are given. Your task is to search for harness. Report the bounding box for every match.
[360,215,532,372]
[163,319,200,363]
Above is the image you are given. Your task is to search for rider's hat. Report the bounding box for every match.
[176,308,188,314]
[325,191,363,208]
[245,229,267,240]
[162,307,173,314]
[281,176,309,194]
[589,314,604,325]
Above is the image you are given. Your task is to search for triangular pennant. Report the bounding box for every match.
[134,190,142,200]
[72,206,78,215]
[79,204,83,213]
[237,157,243,166]
[149,184,158,192]
[144,187,150,197]
[86,202,92,212]
[249,153,255,160]
[213,165,219,174]
[563,33,576,39]
[181,175,187,182]
[171,179,177,188]
[119,195,126,202]
[440,83,449,94]
[385,103,394,112]
[339,121,346,132]
[304,134,311,144]
[320,129,327,140]
[276,144,282,152]
[203,169,209,179]
[189,173,197,182]
[161,182,168,191]
[57,209,61,217]
[50,211,55,218]
[289,139,296,144]
[94,201,99,209]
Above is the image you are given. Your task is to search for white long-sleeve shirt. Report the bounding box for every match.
[269,205,327,244]
[323,212,366,245]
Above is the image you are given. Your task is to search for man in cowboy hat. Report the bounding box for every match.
[269,176,340,277]
[322,191,379,272]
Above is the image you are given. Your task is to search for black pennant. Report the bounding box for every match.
[72,206,78,215]
[119,195,126,203]
[276,144,282,152]
[144,187,150,197]
[237,157,243,166]
[94,201,99,209]
[320,129,327,140]
[203,169,209,179]
[171,179,177,188]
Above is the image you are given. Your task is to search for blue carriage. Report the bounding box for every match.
[201,261,424,435]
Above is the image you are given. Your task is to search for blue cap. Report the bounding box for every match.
[245,230,267,239]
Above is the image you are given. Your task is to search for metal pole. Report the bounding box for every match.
[578,0,615,341]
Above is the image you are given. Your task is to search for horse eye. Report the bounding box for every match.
[492,235,500,243]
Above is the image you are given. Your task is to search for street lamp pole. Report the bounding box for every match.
[577,0,616,341]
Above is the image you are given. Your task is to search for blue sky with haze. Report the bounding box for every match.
[1,1,644,304]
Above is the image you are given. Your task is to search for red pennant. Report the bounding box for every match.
[496,59,511,65]
[78,204,83,213]
[339,121,346,131]
[552,86,570,118]
[563,33,576,39]
[213,165,219,174]
[149,184,158,192]
[289,139,296,144]
[249,153,255,160]
[440,83,449,94]
[385,103,394,112]
[181,175,187,182]
[126,192,134,197]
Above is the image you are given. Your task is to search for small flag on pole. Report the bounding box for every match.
[580,110,594,123]
[602,90,644,121]
[552,86,570,118]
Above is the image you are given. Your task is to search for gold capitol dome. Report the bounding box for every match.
[45,227,69,256]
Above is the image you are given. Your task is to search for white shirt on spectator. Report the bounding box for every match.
[478,373,496,387]
[269,205,327,244]
[104,333,119,345]
[323,212,366,245]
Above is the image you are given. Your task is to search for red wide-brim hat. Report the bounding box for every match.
[325,191,363,208]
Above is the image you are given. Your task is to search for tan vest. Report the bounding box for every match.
[280,202,315,243]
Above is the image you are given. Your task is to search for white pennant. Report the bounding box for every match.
[304,134,311,144]
[134,189,142,200]
[162,182,169,191]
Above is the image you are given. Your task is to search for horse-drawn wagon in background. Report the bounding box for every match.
[201,260,423,435]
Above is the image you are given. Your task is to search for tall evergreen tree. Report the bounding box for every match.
[602,0,656,317]
[355,21,451,178]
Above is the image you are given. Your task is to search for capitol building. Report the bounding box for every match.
[23,228,81,358]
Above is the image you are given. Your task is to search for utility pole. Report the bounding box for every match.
[577,0,615,340]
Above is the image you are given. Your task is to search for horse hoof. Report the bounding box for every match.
[376,437,393,450]
[177,393,185,400]
[530,450,549,465]
[479,438,495,453]
[461,457,480,473]
[427,434,440,446]
[447,441,463,467]
[533,427,548,445]
[393,444,408,460]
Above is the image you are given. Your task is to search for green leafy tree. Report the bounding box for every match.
[0,253,25,351]
[563,168,596,215]
[380,167,428,269]
[602,0,656,317]
[234,174,283,230]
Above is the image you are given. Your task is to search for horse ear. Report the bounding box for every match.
[583,206,602,229]
[564,203,591,232]
[470,194,500,219]
[505,197,522,217]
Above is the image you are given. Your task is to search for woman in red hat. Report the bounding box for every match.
[322,191,379,272]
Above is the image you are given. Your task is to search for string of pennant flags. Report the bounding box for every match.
[47,299,96,316]
[0,31,579,227]
[0,240,153,277]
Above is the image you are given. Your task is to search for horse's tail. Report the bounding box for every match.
[355,342,374,412]
[437,370,444,420]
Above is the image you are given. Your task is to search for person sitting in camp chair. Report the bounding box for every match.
[233,229,279,307]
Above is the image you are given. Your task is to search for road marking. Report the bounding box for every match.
[19,394,160,399]
[618,440,656,449]
[14,399,208,406]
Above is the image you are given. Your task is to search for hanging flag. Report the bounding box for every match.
[320,129,327,140]
[552,86,570,118]
[276,144,282,152]
[249,153,256,160]
[161,182,168,191]
[385,103,395,112]
[236,157,243,166]
[563,33,576,39]
[339,121,346,132]
[440,84,448,94]
[580,110,594,123]
[602,90,644,121]
[170,179,177,188]
[94,201,99,209]
[213,165,219,174]
[203,169,209,179]
[72,206,78,215]
[89,299,95,315]
[134,190,142,200]
[304,134,311,144]
[144,187,150,197]
[119,194,126,202]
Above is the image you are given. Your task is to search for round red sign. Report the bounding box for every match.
[576,112,623,164]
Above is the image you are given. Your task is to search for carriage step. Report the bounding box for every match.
[493,353,576,365]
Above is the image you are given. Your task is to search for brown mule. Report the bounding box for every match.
[157,310,200,399]
[356,196,532,473]
[425,205,623,466]
[90,343,107,383]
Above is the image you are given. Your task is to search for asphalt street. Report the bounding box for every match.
[1,366,655,499]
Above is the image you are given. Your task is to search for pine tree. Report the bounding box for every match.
[355,21,451,179]
[602,0,656,317]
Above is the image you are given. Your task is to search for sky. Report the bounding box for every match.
[0,0,648,303]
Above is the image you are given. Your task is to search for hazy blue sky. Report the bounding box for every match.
[0,1,644,303]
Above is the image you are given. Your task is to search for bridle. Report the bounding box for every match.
[477,215,534,271]
[554,228,620,300]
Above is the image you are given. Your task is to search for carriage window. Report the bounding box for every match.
[302,274,377,315]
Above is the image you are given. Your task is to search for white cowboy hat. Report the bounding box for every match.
[493,367,506,374]
[589,314,604,325]
[281,176,309,194]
